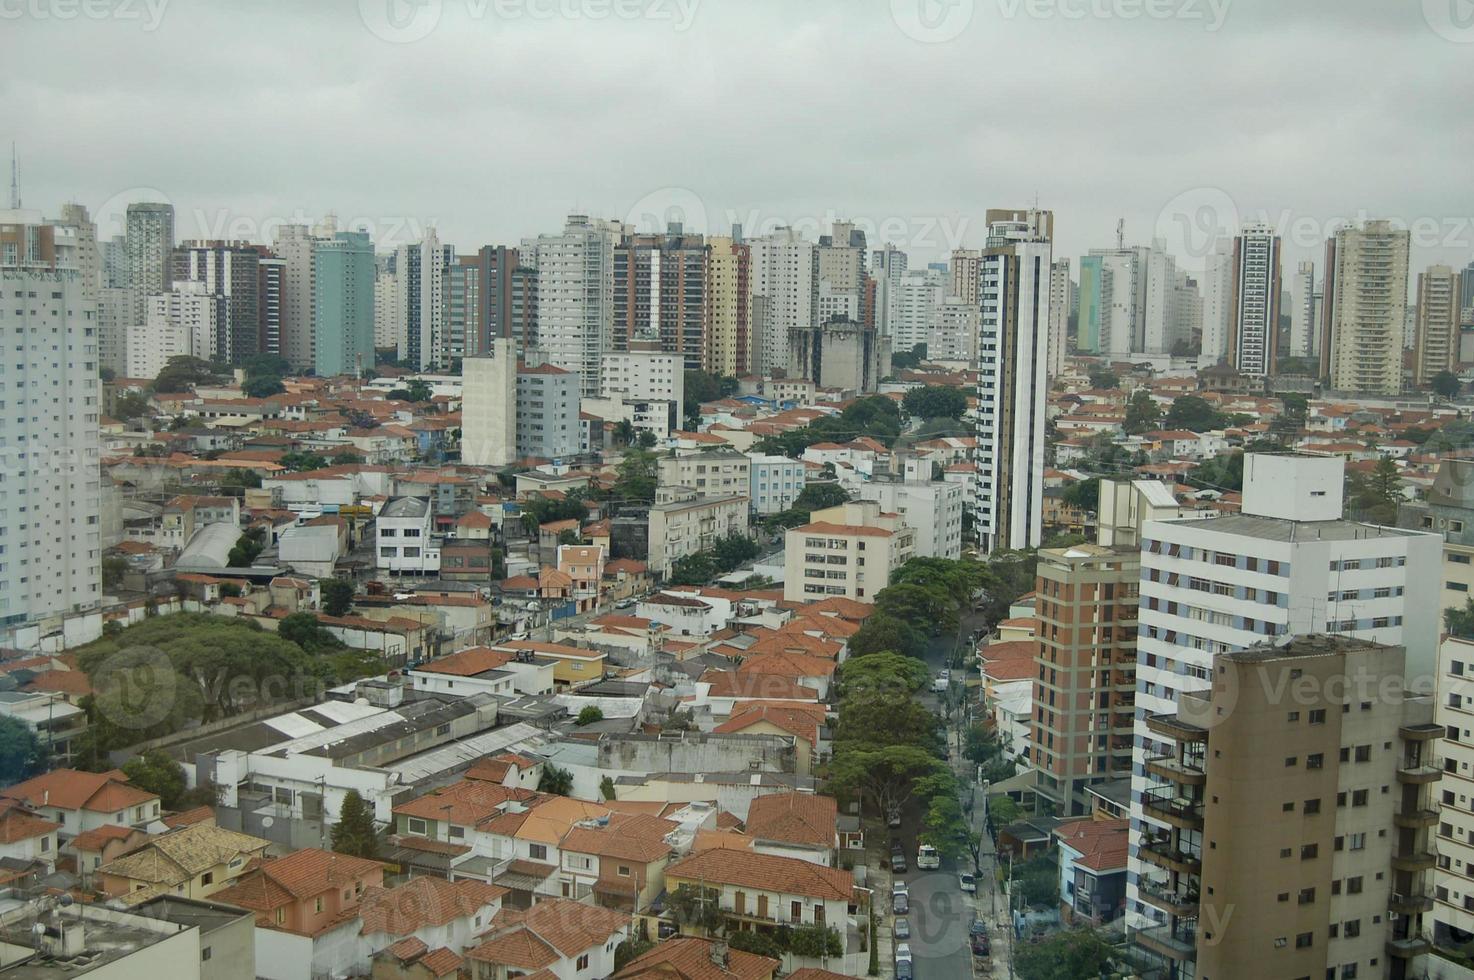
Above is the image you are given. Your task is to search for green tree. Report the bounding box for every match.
[405,379,434,402]
[764,483,850,529]
[1087,368,1119,389]
[321,579,355,617]
[538,764,574,796]
[826,744,949,820]
[280,451,329,472]
[1122,389,1161,435]
[1013,851,1060,907]
[682,371,739,426]
[330,789,381,859]
[112,392,154,421]
[242,374,285,398]
[1164,395,1226,432]
[1013,928,1116,980]
[0,716,48,787]
[1446,598,1474,639]
[599,775,616,800]
[613,939,654,971]
[122,749,188,810]
[787,924,843,958]
[1061,477,1100,514]
[837,652,930,700]
[636,430,657,449]
[711,533,758,572]
[890,344,927,370]
[846,613,927,659]
[668,552,719,586]
[920,793,971,861]
[613,449,658,503]
[153,356,224,393]
[1433,370,1463,399]
[986,794,1021,835]
[278,613,345,653]
[727,928,785,958]
[576,705,604,726]
[665,883,725,933]
[226,526,266,567]
[612,419,636,447]
[901,385,967,420]
[330,450,364,466]
[102,556,129,589]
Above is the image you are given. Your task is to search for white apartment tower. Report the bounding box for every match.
[747,227,814,378]
[871,243,908,343]
[0,211,102,627]
[1321,220,1411,395]
[461,337,518,467]
[272,223,320,370]
[1228,223,1283,377]
[1127,453,1442,931]
[1414,264,1460,387]
[373,252,397,351]
[1288,259,1318,359]
[123,202,173,295]
[975,208,1053,554]
[1199,240,1234,364]
[396,228,451,372]
[891,267,944,355]
[600,349,684,406]
[1048,259,1070,376]
[522,214,622,397]
[928,296,980,365]
[131,282,217,379]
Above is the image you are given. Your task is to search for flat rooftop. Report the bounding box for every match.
[1165,513,1429,544]
[0,900,189,979]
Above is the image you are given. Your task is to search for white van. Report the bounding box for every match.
[916,844,940,869]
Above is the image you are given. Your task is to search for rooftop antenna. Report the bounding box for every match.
[9,143,18,210]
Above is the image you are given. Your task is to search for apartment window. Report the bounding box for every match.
[1298,888,1315,905]
[1307,753,1324,769]
[407,818,427,835]
[1309,709,1326,724]
[1346,876,1363,894]
[1352,790,1368,807]
[201,871,213,885]
[1301,844,1318,860]
[529,844,548,861]
[314,897,324,913]
[1354,745,1371,762]
[1295,932,1313,948]
[1348,833,1365,851]
[618,865,631,877]
[1343,920,1360,939]
[1285,756,1298,767]
[576,954,590,970]
[1304,799,1320,814]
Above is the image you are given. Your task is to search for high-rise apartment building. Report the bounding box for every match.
[1226,223,1282,377]
[396,230,452,372]
[857,476,964,560]
[783,501,915,604]
[97,286,138,377]
[600,349,684,406]
[703,235,751,377]
[173,240,261,364]
[1321,220,1411,395]
[312,230,375,378]
[124,202,173,295]
[256,252,284,358]
[612,226,707,369]
[1198,240,1234,364]
[891,268,944,355]
[272,223,321,370]
[1289,260,1319,359]
[1048,259,1070,375]
[1433,634,1474,951]
[815,221,866,329]
[790,317,888,394]
[0,210,102,627]
[131,282,216,378]
[455,245,533,355]
[1396,457,1474,621]
[460,337,517,467]
[1076,254,1103,354]
[1128,454,1442,943]
[55,204,100,303]
[928,296,979,365]
[516,360,581,460]
[1414,265,1460,387]
[950,247,981,307]
[1130,634,1441,980]
[747,227,814,378]
[373,253,397,351]
[974,208,1053,554]
[446,254,482,362]
[522,214,622,397]
[1031,479,1189,816]
[871,243,908,343]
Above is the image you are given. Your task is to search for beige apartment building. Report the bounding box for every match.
[704,235,752,377]
[1321,220,1411,395]
[1433,634,1474,953]
[658,449,752,499]
[783,501,915,603]
[1396,457,1474,620]
[646,487,750,576]
[1414,264,1461,387]
[1131,635,1440,980]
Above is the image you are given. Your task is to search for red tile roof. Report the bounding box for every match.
[666,848,854,901]
[743,792,836,849]
[1,769,157,814]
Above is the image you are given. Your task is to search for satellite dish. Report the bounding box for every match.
[261,816,274,828]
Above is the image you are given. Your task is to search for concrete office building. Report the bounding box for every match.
[461,337,517,467]
[1130,635,1441,980]
[0,211,102,627]
[522,214,623,397]
[703,235,751,376]
[396,229,452,372]
[1128,454,1442,942]
[1414,265,1460,387]
[1228,223,1282,377]
[124,201,173,295]
[747,227,814,378]
[311,230,375,377]
[1321,220,1411,395]
[613,226,707,369]
[790,316,888,394]
[928,296,980,365]
[975,208,1053,554]
[516,361,581,460]
[747,454,807,516]
[1031,479,1189,817]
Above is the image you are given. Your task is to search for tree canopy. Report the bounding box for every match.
[330,790,380,858]
[890,344,927,371]
[1163,394,1226,432]
[1013,929,1117,980]
[1122,389,1161,435]
[753,396,902,457]
[122,750,188,810]
[1433,371,1463,399]
[901,385,967,420]
[0,716,48,787]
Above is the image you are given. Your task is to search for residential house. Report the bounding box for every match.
[0,768,162,837]
[357,876,507,957]
[743,792,838,867]
[487,641,605,691]
[0,799,60,873]
[410,646,554,698]
[557,814,676,912]
[96,822,272,905]
[556,544,606,613]
[371,938,464,980]
[466,897,630,980]
[614,937,779,980]
[1054,817,1128,927]
[68,824,150,886]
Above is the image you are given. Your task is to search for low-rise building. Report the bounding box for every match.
[0,768,161,838]
[748,454,808,516]
[377,496,440,575]
[782,501,915,604]
[647,488,750,577]
[96,822,272,905]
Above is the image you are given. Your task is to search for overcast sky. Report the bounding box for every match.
[4,0,1472,278]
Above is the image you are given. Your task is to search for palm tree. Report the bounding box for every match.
[613,419,636,447]
[538,764,574,796]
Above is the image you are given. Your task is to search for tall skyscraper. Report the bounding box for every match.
[815,220,866,328]
[949,247,981,306]
[272,223,321,370]
[1227,223,1283,377]
[1288,259,1318,359]
[974,208,1053,554]
[55,204,100,303]
[1320,219,1411,395]
[1086,245,1148,356]
[1047,259,1070,375]
[522,214,623,396]
[0,210,101,627]
[373,253,396,351]
[1198,240,1234,363]
[703,235,751,377]
[871,243,908,343]
[613,225,707,369]
[1076,254,1103,354]
[468,245,533,354]
[1413,264,1460,387]
[124,202,173,295]
[1127,454,1441,944]
[396,229,452,372]
[173,240,261,364]
[747,227,814,378]
[446,254,482,362]
[255,252,284,359]
[312,230,375,377]
[461,337,517,467]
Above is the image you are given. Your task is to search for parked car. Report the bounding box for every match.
[894,916,910,940]
[916,844,940,870]
[614,598,636,609]
[972,933,991,957]
[896,957,913,980]
[895,943,912,963]
[892,890,909,915]
[887,806,902,828]
[969,915,989,938]
[890,851,908,873]
[959,872,977,893]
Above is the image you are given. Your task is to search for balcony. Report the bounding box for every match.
[1145,712,1207,743]
[1385,936,1431,959]
[1143,789,1204,830]
[1145,754,1207,786]
[1400,722,1443,742]
[1393,807,1439,829]
[1138,882,1200,918]
[1391,851,1437,872]
[1389,891,1434,914]
[1397,762,1443,785]
[1134,922,1197,962]
[1139,837,1201,876]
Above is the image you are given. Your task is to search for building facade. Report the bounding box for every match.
[1228,223,1282,377]
[1414,264,1460,387]
[312,230,375,377]
[1321,220,1411,395]
[782,501,915,604]
[522,214,622,398]
[461,338,518,467]
[516,361,581,460]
